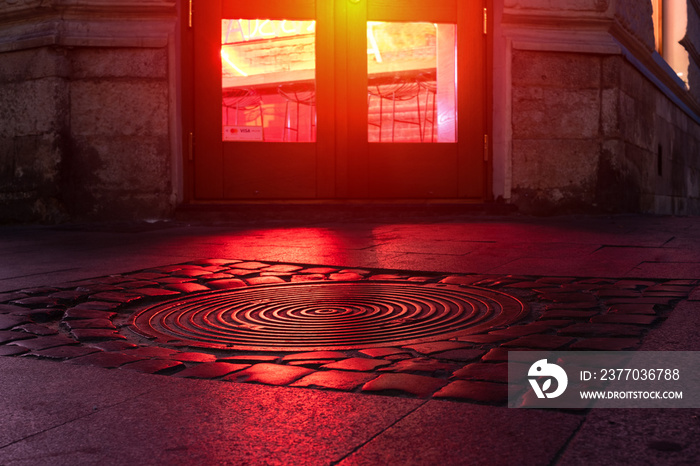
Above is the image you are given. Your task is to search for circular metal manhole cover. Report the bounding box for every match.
[129,281,527,351]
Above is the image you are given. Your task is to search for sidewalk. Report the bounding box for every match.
[1,213,699,465]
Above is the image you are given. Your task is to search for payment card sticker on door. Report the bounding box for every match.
[223,126,264,141]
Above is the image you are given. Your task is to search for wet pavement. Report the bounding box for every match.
[1,212,700,464]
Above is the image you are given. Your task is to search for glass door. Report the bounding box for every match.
[194,0,324,199]
[342,0,487,198]
[191,0,486,200]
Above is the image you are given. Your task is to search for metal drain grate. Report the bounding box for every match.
[129,281,527,351]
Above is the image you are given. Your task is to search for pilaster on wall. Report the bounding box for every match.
[0,0,179,222]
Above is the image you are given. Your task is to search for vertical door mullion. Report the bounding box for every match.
[316,0,337,197]
[345,0,369,197]
[193,0,224,199]
[457,0,487,198]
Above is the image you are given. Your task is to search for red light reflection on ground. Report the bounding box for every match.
[193,226,391,267]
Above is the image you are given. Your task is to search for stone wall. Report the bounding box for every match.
[509,51,604,213]
[609,56,700,214]
[65,47,173,220]
[0,47,68,222]
[500,0,700,215]
[0,0,177,222]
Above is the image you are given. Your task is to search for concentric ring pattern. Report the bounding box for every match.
[130,281,527,351]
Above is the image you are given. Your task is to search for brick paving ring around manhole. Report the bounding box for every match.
[129,281,528,351]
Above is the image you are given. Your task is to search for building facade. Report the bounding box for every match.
[1,0,699,222]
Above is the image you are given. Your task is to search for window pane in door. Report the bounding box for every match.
[221,19,316,142]
[367,22,457,143]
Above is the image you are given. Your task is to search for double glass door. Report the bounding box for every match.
[192,0,486,199]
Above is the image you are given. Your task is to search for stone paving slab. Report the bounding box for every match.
[0,258,696,406]
[0,357,425,466]
[337,400,583,466]
[0,357,171,448]
[558,408,700,465]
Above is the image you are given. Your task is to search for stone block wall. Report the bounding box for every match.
[65,47,173,219]
[509,52,604,213]
[0,47,68,222]
[596,55,700,214]
[501,0,700,215]
[0,0,178,223]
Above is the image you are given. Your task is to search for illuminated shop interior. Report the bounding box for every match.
[221,19,457,143]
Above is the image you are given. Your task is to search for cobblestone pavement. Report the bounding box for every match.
[1,259,695,405]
